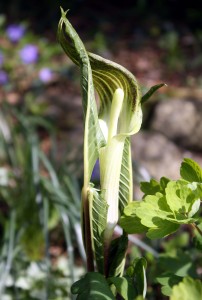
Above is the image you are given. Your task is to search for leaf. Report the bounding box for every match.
[188,199,201,218]
[140,179,161,195]
[71,272,115,299]
[141,83,166,104]
[58,8,105,186]
[135,194,181,239]
[108,258,147,299]
[119,137,133,214]
[156,273,182,296]
[88,187,108,274]
[108,233,128,277]
[170,277,202,300]
[120,201,147,234]
[147,220,179,239]
[140,177,170,196]
[158,250,197,278]
[180,158,202,183]
[133,258,147,298]
[165,180,199,216]
[136,193,173,228]
[108,276,137,300]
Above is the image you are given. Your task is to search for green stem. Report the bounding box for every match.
[191,223,202,237]
[82,188,95,272]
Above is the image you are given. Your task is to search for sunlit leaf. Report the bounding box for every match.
[180,158,202,183]
[170,277,202,300]
[120,201,147,234]
[165,180,199,216]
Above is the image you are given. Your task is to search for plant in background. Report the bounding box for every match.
[0,16,66,92]
[0,100,85,299]
[58,8,165,299]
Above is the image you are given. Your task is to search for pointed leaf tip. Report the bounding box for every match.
[141,83,167,104]
[60,7,69,17]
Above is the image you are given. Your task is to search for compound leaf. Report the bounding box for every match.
[170,277,202,300]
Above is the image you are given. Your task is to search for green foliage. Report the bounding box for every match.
[121,158,202,239]
[108,233,128,277]
[180,158,202,183]
[0,101,84,298]
[119,201,147,234]
[107,257,147,299]
[170,277,202,300]
[71,272,115,299]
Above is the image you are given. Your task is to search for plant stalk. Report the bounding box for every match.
[82,188,95,272]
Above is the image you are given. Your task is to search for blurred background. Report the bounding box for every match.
[0,0,202,299]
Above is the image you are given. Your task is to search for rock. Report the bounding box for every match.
[150,98,202,150]
[132,131,184,180]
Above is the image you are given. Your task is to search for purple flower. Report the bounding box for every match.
[0,70,8,85]
[0,52,4,67]
[91,160,100,181]
[39,68,53,82]
[19,44,38,64]
[6,24,25,42]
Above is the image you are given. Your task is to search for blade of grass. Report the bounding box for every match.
[0,210,16,297]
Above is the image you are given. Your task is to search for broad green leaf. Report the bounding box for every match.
[71,272,115,299]
[108,233,128,277]
[165,181,199,216]
[141,83,166,104]
[120,202,147,234]
[135,194,181,238]
[170,277,202,300]
[88,187,108,274]
[136,193,173,228]
[108,276,137,300]
[134,188,197,238]
[180,158,202,183]
[147,220,179,239]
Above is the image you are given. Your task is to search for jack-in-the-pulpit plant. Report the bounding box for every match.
[58,8,165,299]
